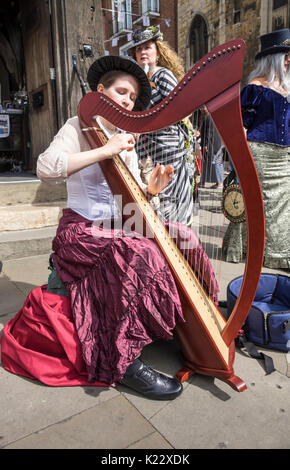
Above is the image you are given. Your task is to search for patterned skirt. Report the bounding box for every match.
[52,209,219,385]
[222,141,290,269]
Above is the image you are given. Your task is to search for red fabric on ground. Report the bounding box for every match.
[0,285,109,387]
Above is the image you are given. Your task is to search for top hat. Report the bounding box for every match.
[255,28,290,60]
[130,25,163,49]
[87,55,151,111]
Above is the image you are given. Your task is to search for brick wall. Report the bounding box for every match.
[101,0,178,56]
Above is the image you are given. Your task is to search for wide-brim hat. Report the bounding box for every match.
[255,28,290,60]
[87,55,151,111]
[129,25,163,50]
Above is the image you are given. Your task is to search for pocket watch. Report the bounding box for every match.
[222,183,246,223]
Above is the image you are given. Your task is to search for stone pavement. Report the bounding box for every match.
[1,253,290,451]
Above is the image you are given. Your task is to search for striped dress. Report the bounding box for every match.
[136,68,194,225]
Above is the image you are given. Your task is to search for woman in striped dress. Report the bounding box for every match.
[130,26,194,225]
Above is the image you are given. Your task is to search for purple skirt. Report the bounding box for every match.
[52,209,218,384]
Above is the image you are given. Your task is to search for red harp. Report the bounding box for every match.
[78,39,265,392]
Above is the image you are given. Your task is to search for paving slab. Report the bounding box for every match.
[4,395,157,449]
[0,311,18,333]
[1,254,50,296]
[1,250,290,450]
[149,352,290,449]
[0,365,118,448]
[0,276,26,316]
[127,432,173,449]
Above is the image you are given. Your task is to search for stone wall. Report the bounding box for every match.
[177,0,264,84]
[51,0,104,126]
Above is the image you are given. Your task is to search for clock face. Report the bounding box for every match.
[222,184,246,223]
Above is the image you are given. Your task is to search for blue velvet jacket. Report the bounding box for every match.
[241,84,290,146]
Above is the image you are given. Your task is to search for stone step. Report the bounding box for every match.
[0,226,57,261]
[0,180,67,206]
[0,201,66,231]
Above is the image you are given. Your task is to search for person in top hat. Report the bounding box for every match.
[129,25,197,226]
[255,28,290,60]
[2,55,219,400]
[223,28,290,269]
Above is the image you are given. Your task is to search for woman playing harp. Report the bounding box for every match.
[4,55,217,400]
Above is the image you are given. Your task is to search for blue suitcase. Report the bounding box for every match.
[227,273,290,352]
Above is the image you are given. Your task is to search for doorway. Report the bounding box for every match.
[0,0,28,174]
[0,0,58,175]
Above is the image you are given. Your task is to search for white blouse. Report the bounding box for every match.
[37,116,146,221]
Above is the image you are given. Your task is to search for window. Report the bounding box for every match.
[112,0,132,34]
[233,0,241,24]
[273,14,285,29]
[273,0,287,10]
[189,15,208,66]
[119,42,130,56]
[272,0,288,30]
[142,0,159,14]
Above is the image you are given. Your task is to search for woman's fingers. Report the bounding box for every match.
[105,133,136,157]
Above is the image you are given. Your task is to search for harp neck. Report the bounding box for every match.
[78,39,245,133]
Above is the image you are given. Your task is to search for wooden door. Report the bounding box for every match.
[20,0,57,171]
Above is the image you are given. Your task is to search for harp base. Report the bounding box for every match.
[176,365,247,393]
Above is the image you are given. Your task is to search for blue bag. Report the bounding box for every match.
[227,274,290,352]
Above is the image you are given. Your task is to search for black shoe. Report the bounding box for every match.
[120,359,183,400]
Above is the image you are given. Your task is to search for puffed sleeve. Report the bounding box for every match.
[240,84,264,129]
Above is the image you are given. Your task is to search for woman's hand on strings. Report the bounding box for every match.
[147,163,174,195]
[103,132,135,159]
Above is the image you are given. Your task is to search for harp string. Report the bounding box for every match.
[130,103,247,306]
[94,107,233,300]
[193,107,216,293]
[189,106,248,300]
[133,114,216,295]
[208,116,223,275]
